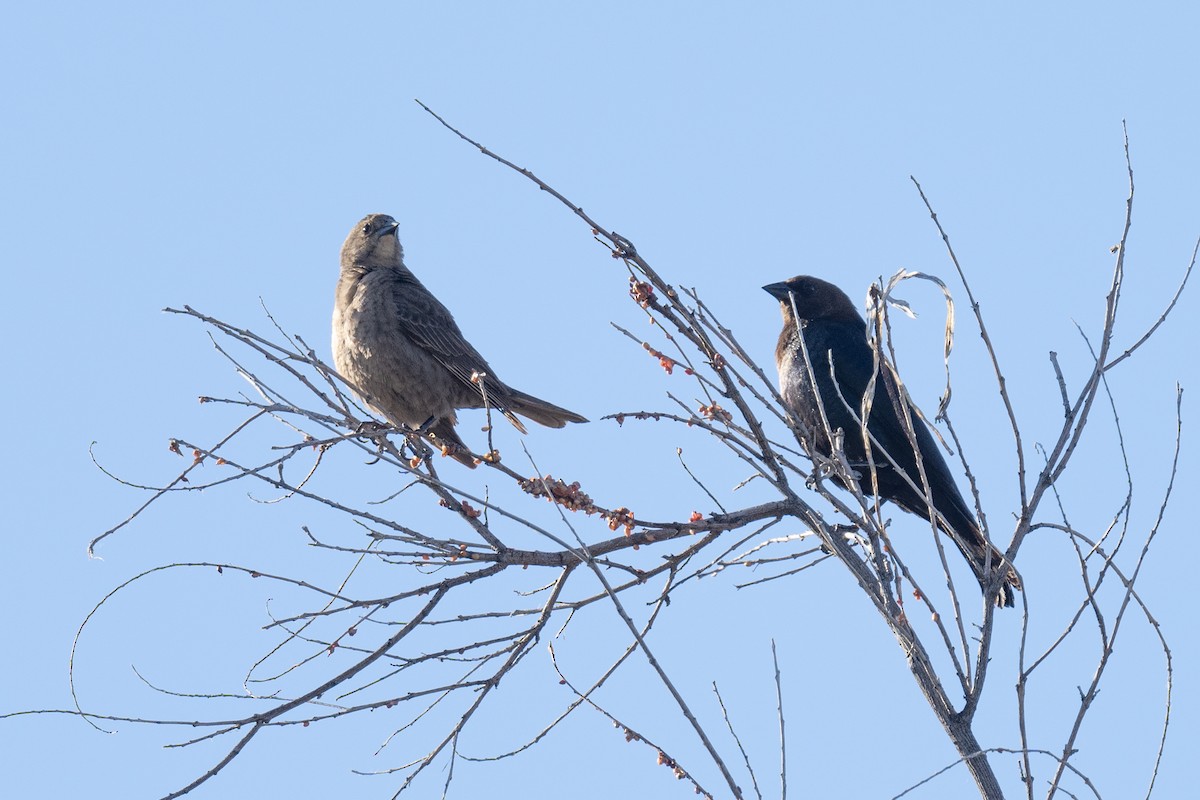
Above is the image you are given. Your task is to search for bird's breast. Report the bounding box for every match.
[331,271,458,427]
[776,333,813,410]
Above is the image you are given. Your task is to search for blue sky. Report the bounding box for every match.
[2,3,1195,798]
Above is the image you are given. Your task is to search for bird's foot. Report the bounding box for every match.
[352,419,393,438]
[348,419,396,463]
[397,432,436,468]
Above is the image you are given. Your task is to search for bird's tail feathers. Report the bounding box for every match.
[505,389,588,430]
[972,542,1022,609]
[947,528,1021,609]
[926,499,1021,609]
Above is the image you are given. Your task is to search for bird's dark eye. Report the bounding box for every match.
[362,222,372,235]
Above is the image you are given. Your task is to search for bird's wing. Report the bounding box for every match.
[803,322,879,442]
[389,272,523,423]
[816,323,980,536]
[807,321,934,474]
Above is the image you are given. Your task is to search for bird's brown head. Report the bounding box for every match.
[341,214,403,267]
[763,275,861,323]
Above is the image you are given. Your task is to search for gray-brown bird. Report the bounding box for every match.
[333,214,586,466]
[764,275,1020,608]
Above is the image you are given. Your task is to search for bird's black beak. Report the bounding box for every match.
[380,220,400,237]
[762,282,792,301]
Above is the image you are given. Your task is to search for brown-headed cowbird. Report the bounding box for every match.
[333,214,586,467]
[764,275,1020,607]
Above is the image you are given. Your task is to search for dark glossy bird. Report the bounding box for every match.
[764,275,1020,607]
[333,214,586,466]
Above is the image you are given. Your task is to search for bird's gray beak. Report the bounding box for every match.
[381,220,400,236]
[762,282,791,301]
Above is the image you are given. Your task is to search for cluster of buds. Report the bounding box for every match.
[520,476,637,537]
[604,506,636,536]
[655,751,688,782]
[629,277,657,309]
[611,411,665,426]
[697,402,733,422]
[520,474,598,514]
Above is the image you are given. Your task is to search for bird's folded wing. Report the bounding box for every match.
[389,276,517,416]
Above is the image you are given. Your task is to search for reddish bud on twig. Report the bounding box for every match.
[629,278,656,308]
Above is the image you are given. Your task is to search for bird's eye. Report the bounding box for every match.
[362,222,372,235]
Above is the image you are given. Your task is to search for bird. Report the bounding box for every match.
[332,213,586,467]
[763,275,1020,607]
